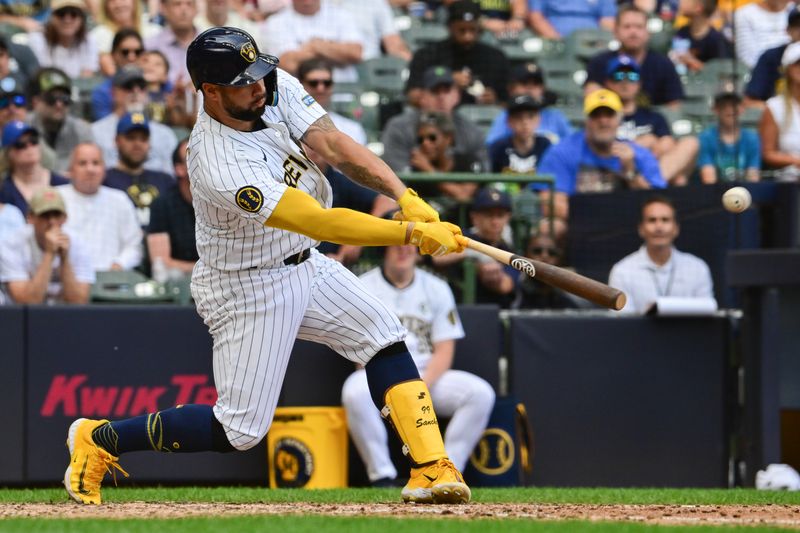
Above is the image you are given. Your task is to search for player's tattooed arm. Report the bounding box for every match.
[303,115,405,199]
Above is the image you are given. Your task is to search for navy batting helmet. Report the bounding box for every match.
[186,27,279,95]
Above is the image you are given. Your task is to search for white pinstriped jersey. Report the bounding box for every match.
[187,68,331,271]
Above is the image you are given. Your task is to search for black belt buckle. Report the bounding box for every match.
[283,248,311,266]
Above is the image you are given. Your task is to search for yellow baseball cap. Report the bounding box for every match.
[584,89,623,116]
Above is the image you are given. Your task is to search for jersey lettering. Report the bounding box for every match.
[282,155,308,188]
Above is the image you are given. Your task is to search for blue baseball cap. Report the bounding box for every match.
[472,187,511,212]
[2,121,37,148]
[117,112,150,135]
[607,54,641,77]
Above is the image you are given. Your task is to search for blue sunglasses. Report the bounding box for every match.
[0,94,26,109]
[611,71,640,82]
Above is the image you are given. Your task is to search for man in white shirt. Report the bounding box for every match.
[342,234,495,486]
[608,195,715,314]
[298,58,366,144]
[57,143,143,272]
[333,0,411,61]
[0,186,94,304]
[735,0,795,68]
[260,0,364,82]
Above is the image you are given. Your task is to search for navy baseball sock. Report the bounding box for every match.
[91,404,235,455]
[364,342,420,409]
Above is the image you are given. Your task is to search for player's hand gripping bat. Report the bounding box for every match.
[456,236,626,311]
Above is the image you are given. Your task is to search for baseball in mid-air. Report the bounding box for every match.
[722,186,752,213]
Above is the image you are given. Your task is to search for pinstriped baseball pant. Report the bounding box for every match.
[192,249,406,450]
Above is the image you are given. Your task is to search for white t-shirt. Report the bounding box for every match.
[608,246,715,314]
[331,111,367,145]
[26,32,100,78]
[332,0,397,61]
[89,17,162,54]
[358,267,464,371]
[58,185,144,271]
[734,2,794,68]
[260,2,365,82]
[188,68,329,270]
[766,94,800,180]
[0,224,95,304]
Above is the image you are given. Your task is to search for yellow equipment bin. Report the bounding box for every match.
[268,406,348,488]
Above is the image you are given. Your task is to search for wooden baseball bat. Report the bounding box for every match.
[460,237,627,311]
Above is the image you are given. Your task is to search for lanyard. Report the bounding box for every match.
[649,260,676,297]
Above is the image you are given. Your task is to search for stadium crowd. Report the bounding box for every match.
[0,0,793,312]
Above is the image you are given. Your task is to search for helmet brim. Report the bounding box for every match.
[228,54,278,87]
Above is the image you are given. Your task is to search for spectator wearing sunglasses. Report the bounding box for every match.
[90,0,161,77]
[0,78,57,176]
[91,65,178,175]
[27,0,99,79]
[297,58,366,145]
[514,231,585,309]
[410,111,483,205]
[0,122,69,216]
[91,29,148,120]
[604,55,699,186]
[382,65,487,173]
[28,68,95,175]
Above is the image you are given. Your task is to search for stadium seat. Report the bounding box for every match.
[457,104,503,138]
[739,106,763,129]
[401,23,448,52]
[90,270,174,304]
[357,56,408,98]
[565,28,614,62]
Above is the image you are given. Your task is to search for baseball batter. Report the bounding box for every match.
[343,241,495,485]
[63,27,471,505]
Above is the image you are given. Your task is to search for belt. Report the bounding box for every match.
[283,248,311,266]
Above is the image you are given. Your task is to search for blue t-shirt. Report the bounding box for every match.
[0,173,69,215]
[617,108,671,141]
[697,125,761,181]
[528,0,616,38]
[674,25,733,63]
[485,107,572,146]
[586,50,685,105]
[536,131,666,194]
[488,134,552,173]
[745,44,786,101]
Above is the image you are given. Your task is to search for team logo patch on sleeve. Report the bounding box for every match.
[235,186,264,213]
[302,94,316,106]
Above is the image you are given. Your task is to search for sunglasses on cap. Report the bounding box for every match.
[529,246,559,256]
[417,133,439,144]
[122,80,147,91]
[305,78,332,88]
[610,71,640,82]
[54,7,83,18]
[43,92,71,106]
[11,136,39,150]
[119,47,144,58]
[0,94,25,109]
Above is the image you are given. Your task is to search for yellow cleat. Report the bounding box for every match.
[63,418,128,505]
[401,458,471,504]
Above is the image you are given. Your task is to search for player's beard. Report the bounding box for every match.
[221,92,266,122]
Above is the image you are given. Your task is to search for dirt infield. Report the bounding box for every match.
[3,502,800,528]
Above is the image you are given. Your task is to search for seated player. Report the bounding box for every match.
[342,225,495,486]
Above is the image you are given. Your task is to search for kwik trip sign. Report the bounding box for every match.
[40,375,217,418]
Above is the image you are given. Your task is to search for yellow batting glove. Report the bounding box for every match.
[406,221,465,257]
[397,188,440,222]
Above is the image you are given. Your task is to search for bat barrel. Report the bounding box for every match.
[530,259,627,311]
